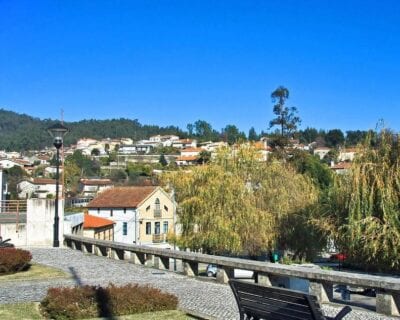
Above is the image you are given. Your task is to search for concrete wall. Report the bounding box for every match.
[26,198,64,246]
[0,223,27,246]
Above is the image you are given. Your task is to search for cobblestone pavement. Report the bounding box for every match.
[0,248,396,320]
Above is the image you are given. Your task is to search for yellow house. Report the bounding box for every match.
[87,186,175,248]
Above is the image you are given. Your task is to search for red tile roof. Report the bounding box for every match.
[181,148,203,153]
[331,162,352,170]
[33,178,56,185]
[87,186,157,208]
[84,214,115,229]
[80,179,113,186]
[176,156,198,161]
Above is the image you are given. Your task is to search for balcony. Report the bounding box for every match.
[153,209,162,218]
[152,234,167,243]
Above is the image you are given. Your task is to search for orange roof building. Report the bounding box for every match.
[86,186,175,247]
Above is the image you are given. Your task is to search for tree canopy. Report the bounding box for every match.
[269,86,301,137]
[161,144,320,258]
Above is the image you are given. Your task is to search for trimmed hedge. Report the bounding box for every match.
[40,283,178,320]
[0,248,32,274]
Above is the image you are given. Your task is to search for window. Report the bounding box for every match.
[163,221,168,234]
[123,222,127,236]
[123,208,126,213]
[146,205,150,211]
[155,198,160,211]
[97,208,100,214]
[110,209,113,217]
[164,205,168,212]
[155,222,161,235]
[146,222,151,235]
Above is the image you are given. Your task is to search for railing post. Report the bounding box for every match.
[309,281,333,303]
[82,243,93,254]
[128,251,145,265]
[154,256,170,270]
[216,266,234,284]
[183,260,198,277]
[376,290,400,316]
[111,248,124,260]
[255,272,272,286]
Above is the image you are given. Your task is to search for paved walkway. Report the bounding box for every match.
[0,248,396,319]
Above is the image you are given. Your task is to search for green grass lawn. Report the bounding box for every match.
[0,263,69,282]
[0,303,196,320]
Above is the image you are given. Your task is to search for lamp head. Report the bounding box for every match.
[47,123,68,149]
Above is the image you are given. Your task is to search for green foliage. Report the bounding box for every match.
[248,127,259,141]
[5,165,27,199]
[186,120,220,142]
[221,124,246,144]
[197,150,211,164]
[159,154,168,167]
[289,150,333,189]
[162,145,319,258]
[91,148,100,156]
[325,129,345,147]
[109,169,127,183]
[320,130,400,271]
[40,283,178,320]
[322,149,339,165]
[299,127,318,144]
[0,248,32,274]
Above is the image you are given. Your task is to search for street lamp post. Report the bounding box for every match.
[47,123,68,247]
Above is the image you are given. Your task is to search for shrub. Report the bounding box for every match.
[40,283,178,319]
[0,248,32,274]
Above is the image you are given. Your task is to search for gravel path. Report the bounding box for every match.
[0,247,397,319]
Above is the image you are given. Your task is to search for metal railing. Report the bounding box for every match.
[0,200,27,230]
[64,234,400,317]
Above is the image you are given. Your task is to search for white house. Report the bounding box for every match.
[79,178,114,198]
[172,139,197,149]
[338,148,357,162]
[0,159,23,169]
[313,147,331,160]
[18,178,57,199]
[86,186,175,248]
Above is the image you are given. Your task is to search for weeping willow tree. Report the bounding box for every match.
[320,130,400,271]
[161,144,319,257]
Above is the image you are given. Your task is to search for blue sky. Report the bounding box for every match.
[1,1,400,134]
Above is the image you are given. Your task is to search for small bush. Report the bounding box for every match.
[40,283,178,319]
[0,248,32,274]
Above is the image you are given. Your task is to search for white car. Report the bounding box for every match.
[206,264,253,278]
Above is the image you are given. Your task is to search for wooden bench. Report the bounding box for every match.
[229,279,352,320]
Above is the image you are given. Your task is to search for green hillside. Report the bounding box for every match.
[0,109,184,151]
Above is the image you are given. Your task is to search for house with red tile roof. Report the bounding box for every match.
[82,214,115,241]
[330,162,352,174]
[86,186,175,248]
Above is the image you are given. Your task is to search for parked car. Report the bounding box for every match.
[329,253,347,262]
[206,264,253,278]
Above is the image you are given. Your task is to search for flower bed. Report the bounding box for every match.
[40,283,179,319]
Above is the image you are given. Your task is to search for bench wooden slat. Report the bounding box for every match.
[236,286,315,306]
[240,297,318,315]
[240,299,315,320]
[230,279,350,320]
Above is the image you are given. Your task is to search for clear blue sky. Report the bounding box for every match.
[1,0,400,134]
